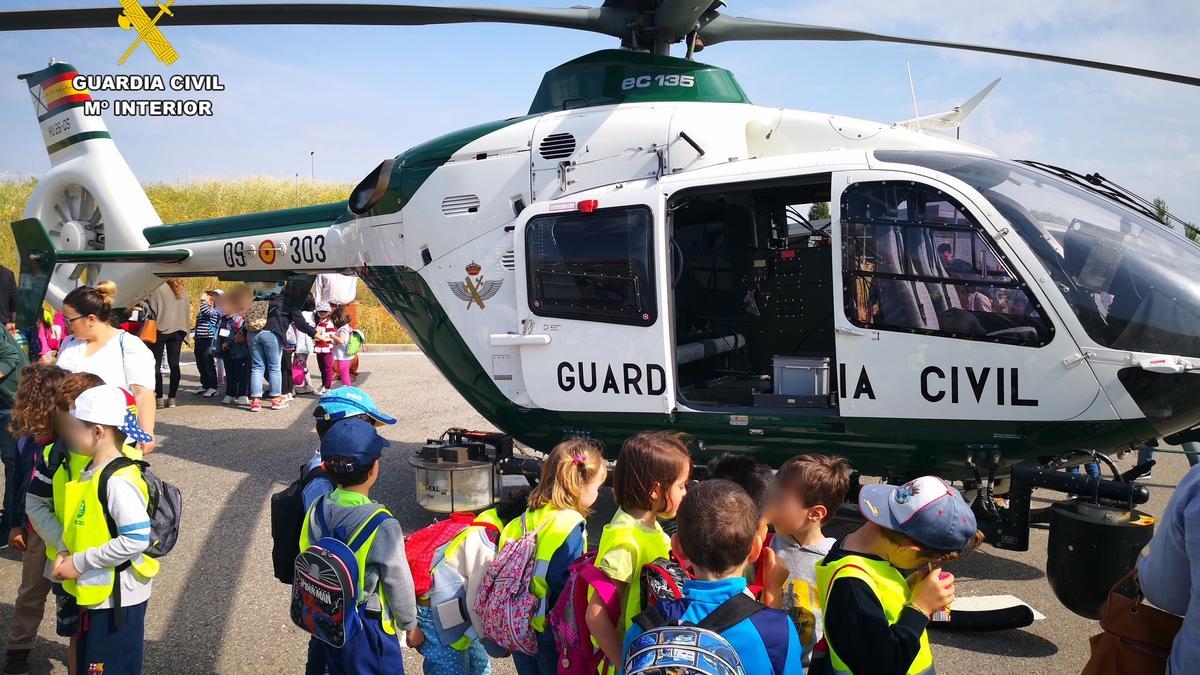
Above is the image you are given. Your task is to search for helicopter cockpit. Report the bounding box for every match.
[873,150,1200,437]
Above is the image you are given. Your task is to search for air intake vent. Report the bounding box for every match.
[500,249,516,271]
[441,194,480,216]
[538,133,576,160]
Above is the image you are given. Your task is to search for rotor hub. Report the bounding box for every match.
[57,219,86,252]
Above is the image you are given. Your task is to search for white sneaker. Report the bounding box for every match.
[202,388,219,398]
[315,387,328,396]
[189,387,207,395]
[235,396,250,406]
[294,384,311,395]
[221,395,234,405]
[284,393,294,402]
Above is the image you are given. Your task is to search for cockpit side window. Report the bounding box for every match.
[526,206,657,326]
[841,181,1053,346]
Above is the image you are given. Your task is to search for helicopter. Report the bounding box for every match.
[5,2,1200,599]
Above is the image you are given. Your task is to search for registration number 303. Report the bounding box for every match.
[621,74,696,90]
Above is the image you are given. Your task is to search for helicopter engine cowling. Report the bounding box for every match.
[19,60,163,309]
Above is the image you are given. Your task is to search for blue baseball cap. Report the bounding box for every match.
[313,387,396,426]
[859,476,978,551]
[320,417,390,471]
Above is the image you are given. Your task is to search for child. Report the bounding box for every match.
[52,384,158,675]
[623,480,803,675]
[312,301,335,395]
[763,454,852,668]
[816,476,980,675]
[412,488,530,675]
[292,298,317,395]
[328,305,355,388]
[3,364,67,675]
[300,418,418,674]
[217,289,251,406]
[190,290,221,397]
[587,431,691,669]
[498,438,607,675]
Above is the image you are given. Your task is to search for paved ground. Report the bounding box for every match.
[0,352,1189,674]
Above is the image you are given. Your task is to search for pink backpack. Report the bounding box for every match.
[549,551,620,675]
[473,514,544,655]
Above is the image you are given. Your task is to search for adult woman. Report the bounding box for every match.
[1138,464,1200,672]
[55,282,157,453]
[247,289,285,412]
[147,279,192,408]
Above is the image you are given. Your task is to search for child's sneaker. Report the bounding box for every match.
[202,388,219,398]
[314,386,328,396]
[189,386,207,395]
[235,396,250,406]
[270,398,288,411]
[221,395,234,405]
[4,648,31,675]
[249,400,263,412]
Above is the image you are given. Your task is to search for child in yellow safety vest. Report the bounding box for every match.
[815,476,983,675]
[498,438,607,675]
[587,431,692,670]
[3,363,66,675]
[50,384,158,675]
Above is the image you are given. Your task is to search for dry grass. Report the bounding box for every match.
[0,177,410,343]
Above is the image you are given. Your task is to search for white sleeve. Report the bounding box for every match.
[119,333,156,390]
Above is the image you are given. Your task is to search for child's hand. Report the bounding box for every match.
[405,626,425,649]
[758,546,790,609]
[909,567,955,618]
[53,552,81,581]
[7,527,26,552]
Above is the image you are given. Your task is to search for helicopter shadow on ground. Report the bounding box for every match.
[929,626,1060,659]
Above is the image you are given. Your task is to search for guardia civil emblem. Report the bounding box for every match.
[448,261,502,310]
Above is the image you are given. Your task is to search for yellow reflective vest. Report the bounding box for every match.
[60,458,160,607]
[42,443,142,562]
[498,505,586,634]
[594,510,671,633]
[815,553,935,675]
[299,489,398,635]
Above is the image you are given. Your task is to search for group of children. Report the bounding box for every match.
[4,364,161,675]
[190,286,357,407]
[289,393,981,675]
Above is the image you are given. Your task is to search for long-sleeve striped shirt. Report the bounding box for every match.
[193,304,220,339]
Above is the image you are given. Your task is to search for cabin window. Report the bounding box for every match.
[526,206,656,326]
[841,182,1052,346]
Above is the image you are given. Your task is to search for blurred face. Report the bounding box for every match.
[317,311,330,321]
[885,531,958,570]
[61,305,98,340]
[767,486,827,537]
[939,249,953,264]
[656,468,690,519]
[59,413,103,455]
[579,465,607,510]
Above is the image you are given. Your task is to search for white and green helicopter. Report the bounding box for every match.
[6,2,1200,602]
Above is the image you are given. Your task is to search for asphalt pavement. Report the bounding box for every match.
[0,352,1189,674]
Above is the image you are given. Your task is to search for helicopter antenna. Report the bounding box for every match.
[905,61,921,132]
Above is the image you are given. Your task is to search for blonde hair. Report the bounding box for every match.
[95,280,118,303]
[527,437,606,517]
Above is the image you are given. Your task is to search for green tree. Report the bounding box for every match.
[1152,197,1173,227]
[808,202,830,221]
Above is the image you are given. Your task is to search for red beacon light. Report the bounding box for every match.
[577,199,599,213]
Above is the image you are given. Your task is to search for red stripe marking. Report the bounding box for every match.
[47,93,91,111]
[41,71,79,88]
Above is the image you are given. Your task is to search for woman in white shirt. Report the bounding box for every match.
[55,282,157,453]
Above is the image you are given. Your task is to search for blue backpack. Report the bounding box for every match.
[290,496,393,648]
[625,594,764,675]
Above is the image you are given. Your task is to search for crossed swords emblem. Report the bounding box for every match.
[117,0,180,65]
[448,262,503,310]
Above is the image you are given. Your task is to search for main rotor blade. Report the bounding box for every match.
[701,15,1200,88]
[0,3,632,39]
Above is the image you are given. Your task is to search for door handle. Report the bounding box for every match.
[836,326,864,336]
[489,334,551,347]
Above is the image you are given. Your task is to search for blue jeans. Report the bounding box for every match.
[0,409,14,533]
[415,605,491,675]
[511,642,557,675]
[249,330,283,398]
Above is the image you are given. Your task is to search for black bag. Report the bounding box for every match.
[271,464,328,584]
[99,456,183,558]
[640,555,693,608]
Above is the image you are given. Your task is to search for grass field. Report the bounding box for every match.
[0,177,411,344]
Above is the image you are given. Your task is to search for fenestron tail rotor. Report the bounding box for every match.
[0,2,1196,86]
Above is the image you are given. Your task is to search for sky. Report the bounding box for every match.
[1,0,1198,219]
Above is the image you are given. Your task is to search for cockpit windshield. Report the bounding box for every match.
[874,151,1200,359]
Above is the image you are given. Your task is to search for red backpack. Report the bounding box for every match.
[404,512,477,597]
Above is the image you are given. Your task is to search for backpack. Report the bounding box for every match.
[98,456,182,558]
[291,496,393,648]
[549,551,620,675]
[404,512,478,598]
[270,464,328,584]
[474,514,546,655]
[625,594,765,675]
[346,329,366,357]
[245,300,269,331]
[641,556,693,609]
